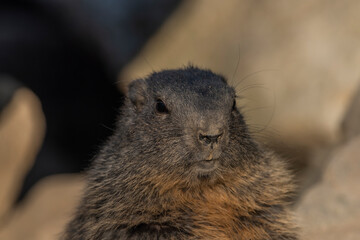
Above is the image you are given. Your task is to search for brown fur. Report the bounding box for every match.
[63,67,297,239]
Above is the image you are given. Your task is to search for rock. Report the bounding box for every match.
[0,88,45,222]
[296,136,360,240]
[0,174,85,240]
[342,83,360,141]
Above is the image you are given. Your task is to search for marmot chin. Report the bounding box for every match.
[63,66,298,240]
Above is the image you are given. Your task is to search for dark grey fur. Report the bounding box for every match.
[63,66,297,239]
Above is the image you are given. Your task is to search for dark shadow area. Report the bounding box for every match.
[0,0,182,203]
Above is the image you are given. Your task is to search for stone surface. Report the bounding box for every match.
[342,83,360,141]
[0,88,45,222]
[0,174,85,240]
[296,136,360,240]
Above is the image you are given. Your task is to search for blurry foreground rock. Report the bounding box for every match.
[296,136,360,240]
[296,85,360,240]
[342,83,360,141]
[0,88,85,240]
[0,88,45,222]
[0,174,84,240]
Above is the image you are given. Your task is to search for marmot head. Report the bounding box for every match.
[119,66,257,185]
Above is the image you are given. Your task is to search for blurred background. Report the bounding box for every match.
[0,0,360,239]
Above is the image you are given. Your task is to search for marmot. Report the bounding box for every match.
[63,66,298,239]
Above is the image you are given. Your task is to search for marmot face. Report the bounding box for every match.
[124,67,254,184]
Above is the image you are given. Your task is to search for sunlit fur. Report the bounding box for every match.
[63,66,298,239]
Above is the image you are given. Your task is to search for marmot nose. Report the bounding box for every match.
[198,132,223,146]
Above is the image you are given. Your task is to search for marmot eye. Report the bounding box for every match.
[155,99,169,114]
[232,99,237,111]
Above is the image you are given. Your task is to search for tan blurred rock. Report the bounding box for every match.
[0,88,45,222]
[342,83,360,141]
[120,0,360,169]
[296,136,360,240]
[0,174,85,240]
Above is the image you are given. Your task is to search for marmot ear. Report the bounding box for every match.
[128,79,147,111]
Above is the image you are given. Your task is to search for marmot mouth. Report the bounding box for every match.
[196,159,219,172]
